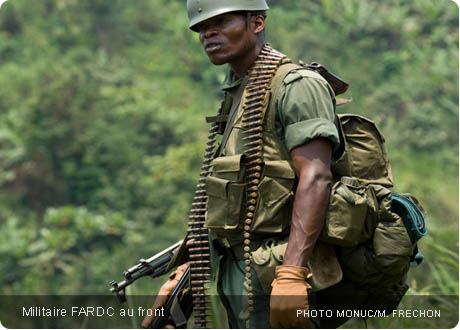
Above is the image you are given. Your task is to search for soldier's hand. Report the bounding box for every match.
[141,263,190,329]
[270,265,312,328]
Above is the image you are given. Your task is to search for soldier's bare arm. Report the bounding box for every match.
[283,137,333,267]
[270,137,333,329]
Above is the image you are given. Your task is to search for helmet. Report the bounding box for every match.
[187,0,269,32]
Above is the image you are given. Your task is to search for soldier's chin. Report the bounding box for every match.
[207,54,227,66]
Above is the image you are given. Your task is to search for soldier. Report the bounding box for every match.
[144,0,353,328]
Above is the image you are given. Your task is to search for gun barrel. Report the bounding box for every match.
[125,240,183,276]
[110,240,183,294]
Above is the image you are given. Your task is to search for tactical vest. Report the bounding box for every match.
[204,61,321,240]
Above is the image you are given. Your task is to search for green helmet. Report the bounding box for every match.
[187,0,269,32]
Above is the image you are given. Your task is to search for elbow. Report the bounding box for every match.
[298,167,333,190]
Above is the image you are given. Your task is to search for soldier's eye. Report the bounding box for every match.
[197,23,207,33]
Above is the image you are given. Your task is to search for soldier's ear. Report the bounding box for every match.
[252,15,265,34]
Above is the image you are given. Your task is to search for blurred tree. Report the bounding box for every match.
[0,3,457,319]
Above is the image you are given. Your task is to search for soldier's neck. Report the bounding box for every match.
[230,43,264,78]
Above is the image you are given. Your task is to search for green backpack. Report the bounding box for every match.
[301,62,427,311]
[325,114,426,266]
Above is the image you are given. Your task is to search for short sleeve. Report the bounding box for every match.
[275,69,340,153]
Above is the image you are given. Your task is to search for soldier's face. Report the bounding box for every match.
[197,13,257,66]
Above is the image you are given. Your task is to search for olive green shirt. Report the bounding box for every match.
[221,66,340,152]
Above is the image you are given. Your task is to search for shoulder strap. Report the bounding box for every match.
[215,76,248,156]
[270,63,302,103]
[265,63,302,132]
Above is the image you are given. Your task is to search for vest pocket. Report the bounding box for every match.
[252,160,295,234]
[205,176,228,228]
[205,176,246,230]
[205,154,246,232]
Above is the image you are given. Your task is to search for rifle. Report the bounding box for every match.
[109,240,193,328]
[110,240,183,302]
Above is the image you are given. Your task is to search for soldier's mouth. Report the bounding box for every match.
[205,43,222,53]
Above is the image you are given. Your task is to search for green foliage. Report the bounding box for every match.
[0,0,457,328]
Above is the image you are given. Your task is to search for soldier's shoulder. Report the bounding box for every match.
[283,66,327,85]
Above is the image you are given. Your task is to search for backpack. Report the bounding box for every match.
[293,61,427,312]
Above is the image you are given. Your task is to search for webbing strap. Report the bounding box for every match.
[215,76,249,157]
[205,114,228,123]
[265,63,301,132]
[267,63,301,116]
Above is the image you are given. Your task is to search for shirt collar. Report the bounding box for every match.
[221,68,244,91]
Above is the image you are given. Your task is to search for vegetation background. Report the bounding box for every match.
[0,0,458,328]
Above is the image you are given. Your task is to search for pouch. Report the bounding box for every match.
[373,214,414,275]
[205,154,246,232]
[251,238,342,295]
[252,160,295,234]
[337,207,415,289]
[321,176,370,246]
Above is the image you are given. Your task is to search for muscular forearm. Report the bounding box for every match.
[283,172,332,266]
[282,138,334,267]
[270,170,331,329]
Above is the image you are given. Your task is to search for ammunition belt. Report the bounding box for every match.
[186,102,223,329]
[240,44,286,313]
[186,44,285,327]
